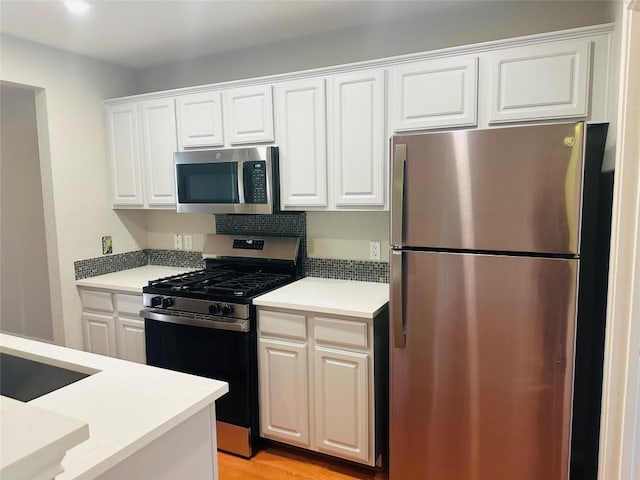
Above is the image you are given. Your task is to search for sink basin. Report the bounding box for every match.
[0,353,91,402]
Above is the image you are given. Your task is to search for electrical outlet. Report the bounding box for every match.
[369,241,381,260]
[183,234,193,251]
[174,234,183,250]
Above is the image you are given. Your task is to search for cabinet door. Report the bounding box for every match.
[83,312,117,357]
[139,98,178,207]
[329,69,385,207]
[175,91,224,149]
[106,103,143,206]
[117,315,146,364]
[393,57,477,131]
[314,346,369,464]
[274,78,327,208]
[487,39,591,123]
[258,338,310,447]
[224,85,274,145]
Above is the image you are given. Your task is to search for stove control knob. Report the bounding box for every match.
[161,297,175,308]
[208,303,221,315]
[221,304,233,315]
[151,296,162,307]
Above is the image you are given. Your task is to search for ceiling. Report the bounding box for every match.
[0,1,467,69]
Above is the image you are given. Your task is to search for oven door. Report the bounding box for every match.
[142,309,258,457]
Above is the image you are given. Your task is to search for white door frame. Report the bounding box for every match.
[599,1,640,479]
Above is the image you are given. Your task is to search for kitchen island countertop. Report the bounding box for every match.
[0,333,228,480]
[253,276,389,318]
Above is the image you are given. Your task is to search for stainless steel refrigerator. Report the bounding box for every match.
[389,122,609,480]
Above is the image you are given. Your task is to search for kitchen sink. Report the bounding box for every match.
[0,352,91,402]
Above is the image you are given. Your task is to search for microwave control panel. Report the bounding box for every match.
[244,161,268,204]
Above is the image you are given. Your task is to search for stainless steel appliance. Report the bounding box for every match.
[175,146,279,214]
[141,234,300,458]
[389,122,610,480]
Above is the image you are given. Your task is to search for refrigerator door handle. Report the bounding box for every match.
[391,143,406,247]
[391,249,406,349]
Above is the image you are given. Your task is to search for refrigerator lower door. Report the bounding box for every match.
[390,251,578,480]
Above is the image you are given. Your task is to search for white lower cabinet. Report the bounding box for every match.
[314,346,369,463]
[257,308,379,466]
[83,312,117,357]
[116,316,147,364]
[80,288,146,363]
[259,338,310,447]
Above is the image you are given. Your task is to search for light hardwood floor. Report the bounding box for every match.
[218,445,388,480]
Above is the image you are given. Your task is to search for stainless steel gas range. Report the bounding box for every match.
[140,234,301,458]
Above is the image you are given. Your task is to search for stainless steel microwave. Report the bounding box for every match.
[175,146,279,214]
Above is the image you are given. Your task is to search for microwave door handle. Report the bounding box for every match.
[237,161,246,204]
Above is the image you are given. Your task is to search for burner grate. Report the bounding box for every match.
[204,273,292,297]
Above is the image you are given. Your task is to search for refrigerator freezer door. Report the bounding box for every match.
[389,251,577,480]
[392,122,585,254]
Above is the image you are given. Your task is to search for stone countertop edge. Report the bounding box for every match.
[75,265,195,294]
[0,333,228,480]
[252,276,390,319]
[1,396,89,480]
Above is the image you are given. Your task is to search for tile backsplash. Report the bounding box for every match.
[75,212,389,283]
[306,258,389,283]
[74,250,147,279]
[146,249,204,269]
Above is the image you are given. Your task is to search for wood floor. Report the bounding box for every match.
[218,445,388,480]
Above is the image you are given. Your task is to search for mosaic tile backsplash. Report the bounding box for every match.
[306,258,389,283]
[75,212,389,283]
[74,250,147,279]
[146,249,204,269]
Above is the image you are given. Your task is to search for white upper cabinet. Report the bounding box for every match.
[105,26,610,210]
[392,56,478,131]
[175,91,224,149]
[275,78,327,208]
[106,103,143,207]
[224,84,275,145]
[486,39,591,123]
[139,98,178,206]
[328,69,386,208]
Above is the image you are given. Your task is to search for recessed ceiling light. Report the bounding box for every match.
[65,1,90,15]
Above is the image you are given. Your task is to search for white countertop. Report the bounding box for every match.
[75,266,195,293]
[0,333,228,480]
[253,277,389,318]
[1,396,89,480]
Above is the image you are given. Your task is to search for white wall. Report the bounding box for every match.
[135,1,615,92]
[0,84,53,341]
[0,35,138,348]
[598,2,640,479]
[145,211,214,252]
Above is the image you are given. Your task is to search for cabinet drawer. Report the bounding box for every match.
[116,293,142,316]
[314,317,368,350]
[259,310,306,340]
[79,289,114,313]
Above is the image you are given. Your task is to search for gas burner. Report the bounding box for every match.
[204,273,293,298]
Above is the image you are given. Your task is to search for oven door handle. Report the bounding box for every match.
[141,309,250,333]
